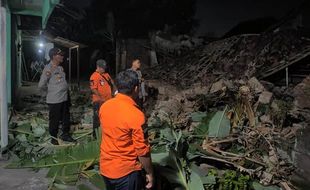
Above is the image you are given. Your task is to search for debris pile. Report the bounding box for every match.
[145,30,310,87]
[146,75,307,189]
[143,30,310,190]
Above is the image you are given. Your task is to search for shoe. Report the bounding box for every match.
[51,139,59,145]
[60,134,76,143]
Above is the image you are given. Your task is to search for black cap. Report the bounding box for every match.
[49,48,64,59]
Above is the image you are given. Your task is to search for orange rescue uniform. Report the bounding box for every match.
[99,93,150,179]
[89,72,113,103]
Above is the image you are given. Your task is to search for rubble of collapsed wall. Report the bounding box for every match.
[144,30,310,88]
[144,29,310,189]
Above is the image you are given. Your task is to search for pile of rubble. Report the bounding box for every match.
[144,30,310,189]
[145,74,310,189]
[145,30,310,189]
[144,29,310,88]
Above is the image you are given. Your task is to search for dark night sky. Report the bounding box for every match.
[194,0,304,37]
[62,0,305,37]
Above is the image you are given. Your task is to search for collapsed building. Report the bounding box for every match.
[1,1,310,190]
[140,27,310,189]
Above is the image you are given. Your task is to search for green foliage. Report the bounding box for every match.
[8,139,100,189]
[8,140,99,168]
[189,164,208,190]
[8,108,277,190]
[151,127,205,190]
[77,184,93,190]
[190,112,207,122]
[192,112,216,137]
[89,173,107,189]
[153,151,205,190]
[208,106,231,138]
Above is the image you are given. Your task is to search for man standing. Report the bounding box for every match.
[38,48,75,145]
[128,57,147,108]
[99,70,153,190]
[89,59,115,137]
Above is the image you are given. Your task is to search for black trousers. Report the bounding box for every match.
[93,102,102,137]
[48,101,70,138]
[102,171,143,190]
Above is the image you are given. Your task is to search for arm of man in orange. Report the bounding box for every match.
[139,154,154,189]
[132,123,154,189]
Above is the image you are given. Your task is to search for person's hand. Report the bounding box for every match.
[145,173,154,189]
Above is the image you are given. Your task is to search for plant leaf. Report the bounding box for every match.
[152,152,170,166]
[208,106,231,138]
[89,173,107,190]
[188,164,205,190]
[16,134,28,142]
[201,176,216,185]
[7,141,100,168]
[32,126,46,137]
[152,151,188,189]
[190,112,207,122]
[53,183,70,190]
[11,123,32,135]
[78,184,93,190]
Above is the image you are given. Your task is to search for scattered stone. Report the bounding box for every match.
[260,80,275,92]
[248,77,265,94]
[210,79,227,94]
[258,91,273,104]
[293,76,310,109]
[260,172,273,185]
[260,115,272,124]
[271,101,280,112]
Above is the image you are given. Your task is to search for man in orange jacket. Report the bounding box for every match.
[99,70,153,190]
[89,59,115,137]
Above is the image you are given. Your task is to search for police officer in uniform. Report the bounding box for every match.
[38,48,75,145]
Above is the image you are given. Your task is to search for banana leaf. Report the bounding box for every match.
[152,150,187,188]
[7,141,100,168]
[190,112,207,122]
[188,164,206,190]
[32,126,46,137]
[208,106,231,138]
[152,151,205,190]
[10,123,32,135]
[47,164,81,184]
[89,173,107,189]
[52,183,70,190]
